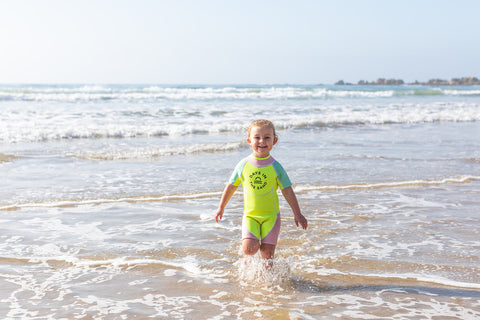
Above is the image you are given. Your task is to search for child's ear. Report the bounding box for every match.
[273,136,278,145]
[246,137,252,144]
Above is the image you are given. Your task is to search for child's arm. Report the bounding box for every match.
[215,183,238,223]
[281,186,308,230]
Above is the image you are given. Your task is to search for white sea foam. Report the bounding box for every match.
[0,86,397,101]
[444,89,480,96]
[69,142,243,161]
[362,272,480,290]
[1,85,479,102]
[2,84,480,144]
[304,265,480,290]
[0,191,223,211]
[294,175,480,192]
[2,103,480,143]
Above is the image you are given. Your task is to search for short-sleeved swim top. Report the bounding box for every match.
[229,154,292,216]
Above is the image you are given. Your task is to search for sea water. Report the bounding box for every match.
[1,84,479,319]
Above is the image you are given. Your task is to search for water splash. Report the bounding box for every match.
[236,255,294,290]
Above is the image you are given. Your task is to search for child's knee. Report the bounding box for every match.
[242,239,260,255]
[260,243,276,260]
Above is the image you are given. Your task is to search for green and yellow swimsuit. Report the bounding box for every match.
[229,154,292,245]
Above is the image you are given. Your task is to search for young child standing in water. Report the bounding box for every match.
[215,119,308,261]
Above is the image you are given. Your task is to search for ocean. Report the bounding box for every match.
[1,84,479,319]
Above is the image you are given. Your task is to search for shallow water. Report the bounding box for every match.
[1,84,480,319]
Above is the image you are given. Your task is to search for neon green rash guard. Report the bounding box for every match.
[229,154,292,244]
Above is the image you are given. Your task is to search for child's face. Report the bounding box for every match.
[247,125,278,158]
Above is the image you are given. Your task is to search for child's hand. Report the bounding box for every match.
[294,213,308,230]
[215,208,224,223]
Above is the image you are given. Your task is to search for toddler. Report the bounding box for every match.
[215,119,307,261]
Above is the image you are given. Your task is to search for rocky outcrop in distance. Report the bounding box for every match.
[335,77,480,86]
[412,77,480,85]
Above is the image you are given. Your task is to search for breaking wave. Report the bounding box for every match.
[295,175,480,192]
[1,84,480,102]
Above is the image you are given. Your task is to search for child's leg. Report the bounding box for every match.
[242,238,260,255]
[260,243,276,270]
[260,243,276,260]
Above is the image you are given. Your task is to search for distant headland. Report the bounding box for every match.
[335,76,480,86]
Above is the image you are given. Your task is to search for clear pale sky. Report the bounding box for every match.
[1,0,479,84]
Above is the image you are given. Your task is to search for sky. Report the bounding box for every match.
[1,0,480,84]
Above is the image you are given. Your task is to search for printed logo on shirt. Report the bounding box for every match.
[249,171,268,190]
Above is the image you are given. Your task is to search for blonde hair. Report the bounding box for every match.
[247,119,277,138]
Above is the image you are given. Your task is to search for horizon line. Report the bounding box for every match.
[0,76,479,87]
